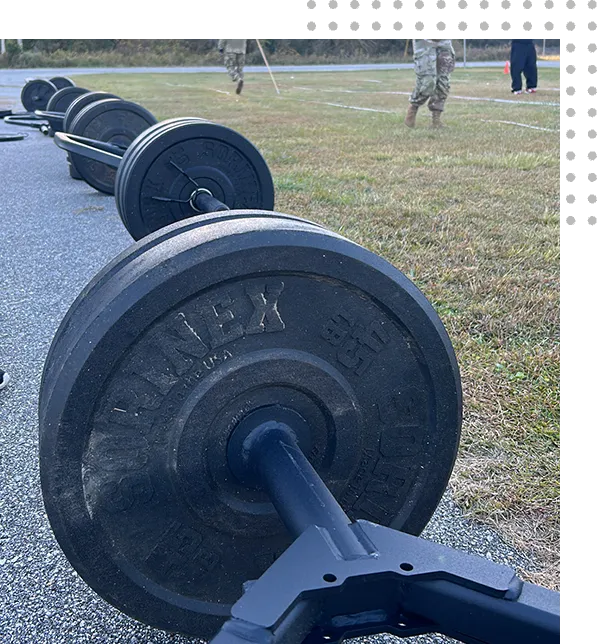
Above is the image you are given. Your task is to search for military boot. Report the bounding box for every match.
[405,104,418,128]
[431,110,443,128]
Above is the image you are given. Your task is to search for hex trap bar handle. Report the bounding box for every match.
[6,111,46,120]
[52,133,233,214]
[53,131,126,168]
[4,114,49,130]
[34,109,66,132]
[34,109,66,119]
[217,415,560,644]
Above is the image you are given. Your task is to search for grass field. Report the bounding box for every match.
[78,66,560,588]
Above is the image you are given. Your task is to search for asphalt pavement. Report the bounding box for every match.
[0,96,540,643]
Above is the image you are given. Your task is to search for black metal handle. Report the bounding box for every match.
[34,110,65,119]
[53,132,126,169]
[6,111,45,120]
[215,408,560,644]
[3,114,48,130]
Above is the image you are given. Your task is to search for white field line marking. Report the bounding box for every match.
[364,79,382,83]
[281,97,560,127]
[165,82,230,95]
[292,86,559,106]
[482,119,559,132]
[280,96,394,114]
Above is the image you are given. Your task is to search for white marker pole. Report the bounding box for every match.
[0,39,5,55]
[463,39,467,67]
[256,40,280,95]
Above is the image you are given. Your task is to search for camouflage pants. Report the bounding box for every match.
[224,53,245,82]
[409,40,456,112]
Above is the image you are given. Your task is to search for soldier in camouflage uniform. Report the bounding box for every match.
[405,39,456,129]
[218,39,247,95]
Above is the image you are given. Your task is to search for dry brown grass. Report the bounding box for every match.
[78,66,560,587]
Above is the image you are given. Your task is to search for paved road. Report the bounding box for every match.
[0,61,559,108]
[0,112,541,642]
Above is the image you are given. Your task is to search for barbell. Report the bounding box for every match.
[55,117,276,235]
[39,208,462,638]
[16,89,558,642]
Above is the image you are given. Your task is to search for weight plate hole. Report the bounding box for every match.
[400,562,414,571]
[323,573,337,583]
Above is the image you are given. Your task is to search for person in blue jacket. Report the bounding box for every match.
[510,39,538,94]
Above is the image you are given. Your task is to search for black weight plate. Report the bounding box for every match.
[117,118,221,236]
[118,119,274,239]
[62,92,120,172]
[49,76,76,90]
[64,91,120,133]
[68,158,82,180]
[46,86,89,113]
[69,99,157,195]
[40,214,461,637]
[115,118,207,222]
[21,79,57,112]
[117,119,275,240]
[39,210,323,419]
